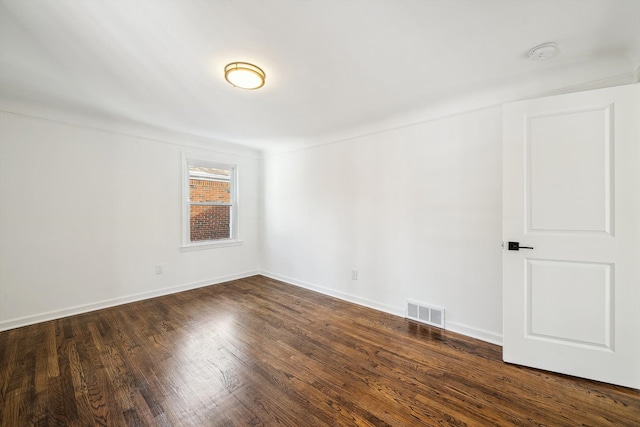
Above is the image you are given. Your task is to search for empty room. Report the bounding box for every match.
[1,0,639,425]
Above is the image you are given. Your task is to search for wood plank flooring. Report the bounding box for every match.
[1,275,638,426]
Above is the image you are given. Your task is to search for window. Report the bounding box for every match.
[182,156,239,249]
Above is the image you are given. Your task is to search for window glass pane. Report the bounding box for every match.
[189,166,231,203]
[184,160,236,245]
[190,205,231,241]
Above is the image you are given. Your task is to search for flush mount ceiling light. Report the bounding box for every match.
[224,62,265,90]
[528,42,559,61]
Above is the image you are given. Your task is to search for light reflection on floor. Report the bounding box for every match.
[151,311,262,420]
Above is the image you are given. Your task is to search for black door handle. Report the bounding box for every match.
[507,241,534,251]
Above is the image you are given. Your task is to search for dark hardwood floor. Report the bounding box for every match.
[1,275,638,426]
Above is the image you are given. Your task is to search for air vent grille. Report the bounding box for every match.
[408,302,418,318]
[406,300,445,329]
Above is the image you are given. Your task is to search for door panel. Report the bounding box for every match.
[503,84,639,389]
[527,106,612,234]
[526,259,612,349]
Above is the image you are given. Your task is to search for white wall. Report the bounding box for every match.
[261,107,503,344]
[1,106,503,343]
[0,112,260,330]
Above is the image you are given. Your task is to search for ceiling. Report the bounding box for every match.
[1,0,638,153]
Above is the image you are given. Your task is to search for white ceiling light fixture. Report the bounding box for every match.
[224,62,266,90]
[528,42,559,61]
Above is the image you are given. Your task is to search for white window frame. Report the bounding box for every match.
[180,154,241,251]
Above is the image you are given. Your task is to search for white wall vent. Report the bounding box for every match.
[406,300,445,329]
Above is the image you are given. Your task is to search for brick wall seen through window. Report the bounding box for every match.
[188,166,233,242]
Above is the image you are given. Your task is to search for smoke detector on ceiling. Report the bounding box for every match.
[528,42,558,61]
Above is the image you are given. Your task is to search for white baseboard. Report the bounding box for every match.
[445,321,503,346]
[2,269,505,347]
[0,270,259,332]
[260,270,503,347]
[260,271,405,318]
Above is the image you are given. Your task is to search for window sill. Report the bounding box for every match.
[180,240,243,251]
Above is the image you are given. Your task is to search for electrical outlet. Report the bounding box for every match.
[155,264,163,274]
[351,269,358,280]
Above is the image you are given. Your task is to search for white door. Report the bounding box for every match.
[502,84,640,389]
